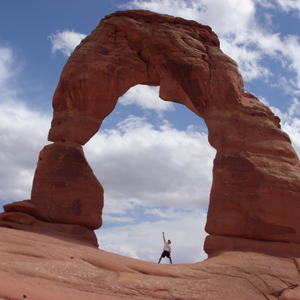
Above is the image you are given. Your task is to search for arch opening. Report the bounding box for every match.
[83,84,215,262]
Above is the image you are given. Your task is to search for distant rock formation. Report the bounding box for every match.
[1,10,300,253]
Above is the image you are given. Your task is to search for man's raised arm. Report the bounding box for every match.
[162,232,166,243]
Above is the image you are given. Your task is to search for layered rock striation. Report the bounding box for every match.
[1,10,300,253]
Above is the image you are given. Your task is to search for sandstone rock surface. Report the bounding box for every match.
[1,227,300,300]
[31,142,103,230]
[0,211,98,247]
[3,199,37,217]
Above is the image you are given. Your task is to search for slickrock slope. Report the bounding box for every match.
[1,227,300,300]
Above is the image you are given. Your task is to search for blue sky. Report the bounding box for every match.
[1,0,300,264]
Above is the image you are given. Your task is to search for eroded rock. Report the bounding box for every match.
[4,200,37,218]
[2,10,300,253]
[31,142,103,230]
[0,212,98,247]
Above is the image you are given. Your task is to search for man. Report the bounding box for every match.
[158,232,172,264]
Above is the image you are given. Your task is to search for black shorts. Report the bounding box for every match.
[161,250,170,258]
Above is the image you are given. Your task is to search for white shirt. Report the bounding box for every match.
[163,241,171,253]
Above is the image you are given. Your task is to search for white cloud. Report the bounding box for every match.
[144,207,185,218]
[103,198,144,217]
[271,101,300,156]
[282,118,300,156]
[119,85,175,115]
[121,0,256,34]
[0,103,50,201]
[0,47,15,85]
[0,47,24,104]
[288,96,300,116]
[220,38,271,82]
[275,0,300,14]
[121,0,205,21]
[200,2,300,88]
[48,30,87,57]
[282,35,300,88]
[103,214,135,224]
[84,115,215,212]
[0,48,51,203]
[200,0,256,35]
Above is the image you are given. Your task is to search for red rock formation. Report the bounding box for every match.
[2,10,300,252]
[0,212,98,247]
[205,92,300,246]
[0,143,102,246]
[34,9,231,239]
[3,199,37,217]
[31,142,103,230]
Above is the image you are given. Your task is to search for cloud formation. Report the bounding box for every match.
[119,85,175,114]
[96,208,208,263]
[0,47,51,202]
[85,116,215,214]
[275,0,300,13]
[48,30,87,57]
[0,47,15,84]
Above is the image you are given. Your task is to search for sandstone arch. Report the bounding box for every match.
[3,10,300,253]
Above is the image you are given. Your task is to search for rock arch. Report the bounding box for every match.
[4,10,300,252]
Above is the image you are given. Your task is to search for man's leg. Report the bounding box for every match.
[169,256,172,264]
[158,256,162,263]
